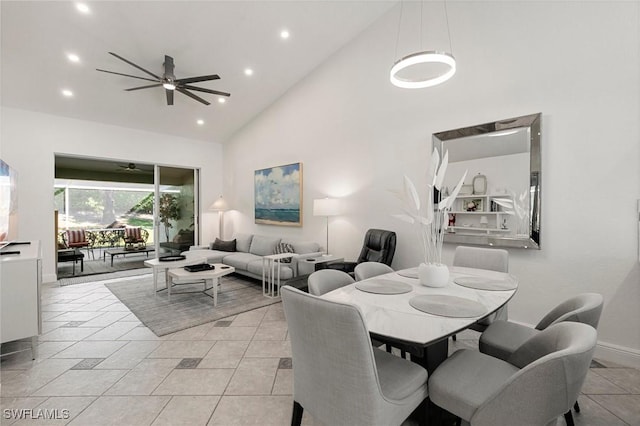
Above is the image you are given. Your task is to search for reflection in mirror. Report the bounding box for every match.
[433,113,541,249]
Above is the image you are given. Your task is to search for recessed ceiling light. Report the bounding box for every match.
[75,3,90,14]
[197,119,204,126]
[61,89,74,97]
[280,29,290,39]
[67,53,80,63]
[218,98,226,104]
[244,68,254,76]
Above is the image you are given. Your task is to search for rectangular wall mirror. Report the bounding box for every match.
[433,113,541,249]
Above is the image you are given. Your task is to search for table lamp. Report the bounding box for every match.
[313,198,340,254]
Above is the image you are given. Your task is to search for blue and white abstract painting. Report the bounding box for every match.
[255,162,302,226]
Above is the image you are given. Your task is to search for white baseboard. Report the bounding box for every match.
[595,341,640,369]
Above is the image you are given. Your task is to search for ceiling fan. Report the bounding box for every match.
[97,52,230,106]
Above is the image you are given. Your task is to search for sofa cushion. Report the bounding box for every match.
[210,238,236,252]
[249,235,281,256]
[281,239,321,254]
[247,259,294,280]
[234,233,254,253]
[185,249,227,264]
[222,252,262,270]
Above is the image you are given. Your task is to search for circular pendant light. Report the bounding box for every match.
[390,51,456,89]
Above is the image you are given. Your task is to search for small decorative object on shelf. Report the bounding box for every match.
[480,216,488,228]
[472,173,487,195]
[465,199,483,212]
[394,148,467,288]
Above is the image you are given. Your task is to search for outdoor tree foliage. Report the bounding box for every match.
[159,193,180,241]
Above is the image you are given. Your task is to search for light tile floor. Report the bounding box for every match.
[0,276,638,425]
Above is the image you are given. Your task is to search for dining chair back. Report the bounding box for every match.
[535,292,604,330]
[453,246,509,331]
[452,246,509,273]
[307,269,355,296]
[354,262,394,281]
[281,286,428,426]
[479,293,604,361]
[429,322,597,426]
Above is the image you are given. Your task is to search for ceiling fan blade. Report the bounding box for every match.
[181,85,231,97]
[166,89,174,106]
[125,84,163,91]
[108,52,161,80]
[176,88,210,105]
[96,69,160,83]
[164,55,175,79]
[175,74,220,84]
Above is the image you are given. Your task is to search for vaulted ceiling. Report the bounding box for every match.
[1,1,395,144]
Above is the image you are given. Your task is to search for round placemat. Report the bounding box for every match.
[355,279,413,295]
[409,295,487,318]
[453,276,517,291]
[397,268,419,279]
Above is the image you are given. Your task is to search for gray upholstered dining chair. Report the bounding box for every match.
[429,322,597,426]
[281,285,429,426]
[453,246,509,334]
[307,269,355,296]
[354,261,394,281]
[478,292,604,425]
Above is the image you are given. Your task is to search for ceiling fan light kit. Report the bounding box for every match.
[97,52,230,105]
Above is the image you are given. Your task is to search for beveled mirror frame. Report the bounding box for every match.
[433,113,541,249]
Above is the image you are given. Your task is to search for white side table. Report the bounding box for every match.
[144,253,206,295]
[262,253,299,298]
[297,255,344,276]
[166,263,235,305]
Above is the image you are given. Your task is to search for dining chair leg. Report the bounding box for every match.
[564,410,575,426]
[574,400,580,412]
[452,334,457,341]
[291,401,303,426]
[386,344,392,353]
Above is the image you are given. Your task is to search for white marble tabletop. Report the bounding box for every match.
[321,266,518,347]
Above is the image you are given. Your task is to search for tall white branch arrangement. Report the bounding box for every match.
[393,148,467,265]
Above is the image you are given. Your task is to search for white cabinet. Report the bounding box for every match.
[448,195,513,235]
[1,241,42,359]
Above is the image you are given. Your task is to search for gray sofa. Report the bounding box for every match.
[185,233,322,281]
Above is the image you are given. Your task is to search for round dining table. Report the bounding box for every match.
[320,265,518,375]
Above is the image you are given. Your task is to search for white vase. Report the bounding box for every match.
[418,263,450,287]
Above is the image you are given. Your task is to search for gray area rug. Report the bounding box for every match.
[58,267,150,286]
[105,274,280,336]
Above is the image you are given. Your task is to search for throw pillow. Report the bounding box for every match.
[210,238,237,252]
[274,242,295,263]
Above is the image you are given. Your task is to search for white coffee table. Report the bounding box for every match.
[144,253,207,294]
[166,263,235,305]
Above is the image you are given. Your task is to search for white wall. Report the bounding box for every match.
[0,107,224,282]
[223,2,640,365]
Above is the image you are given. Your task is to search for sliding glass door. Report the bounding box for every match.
[154,165,199,256]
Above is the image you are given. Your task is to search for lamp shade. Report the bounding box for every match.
[210,196,228,211]
[313,198,340,216]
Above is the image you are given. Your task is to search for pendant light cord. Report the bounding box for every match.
[394,0,405,61]
[444,0,453,54]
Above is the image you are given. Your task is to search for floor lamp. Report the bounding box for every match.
[313,198,340,254]
[210,195,228,240]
